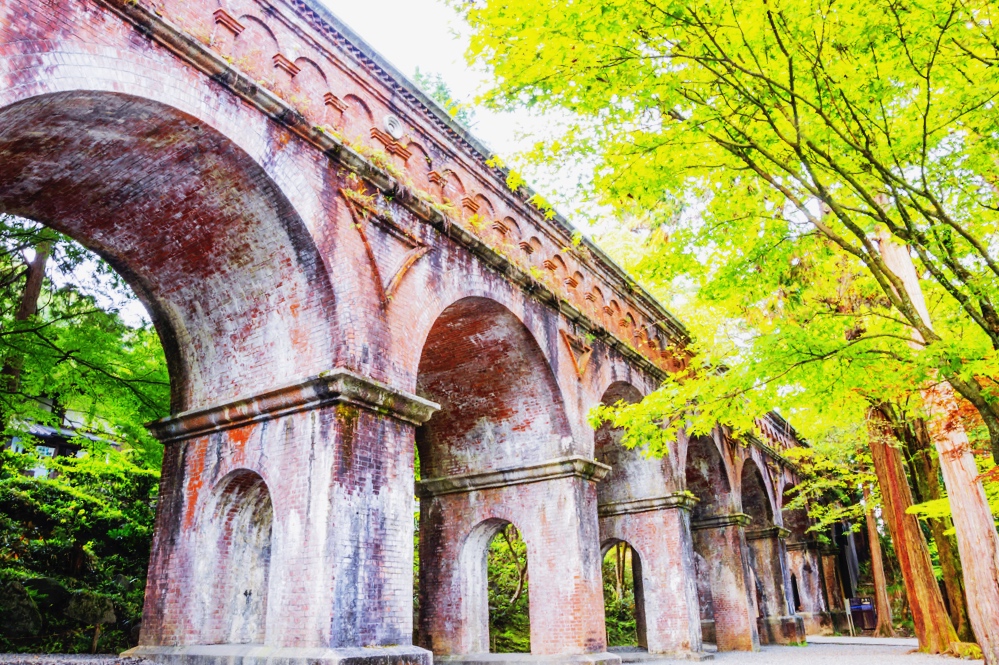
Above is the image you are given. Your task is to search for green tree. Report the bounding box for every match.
[0,214,168,464]
[455,0,999,657]
[0,214,169,652]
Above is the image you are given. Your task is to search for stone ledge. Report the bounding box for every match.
[598,493,699,518]
[745,526,791,541]
[148,369,440,442]
[785,541,821,552]
[435,653,620,665]
[124,645,431,665]
[691,513,751,531]
[417,456,611,498]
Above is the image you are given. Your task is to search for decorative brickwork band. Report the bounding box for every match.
[691,512,752,531]
[597,492,699,518]
[745,525,791,541]
[417,456,611,498]
[148,369,440,442]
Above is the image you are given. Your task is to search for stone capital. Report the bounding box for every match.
[148,369,440,442]
[597,492,699,518]
[417,456,611,498]
[691,512,752,531]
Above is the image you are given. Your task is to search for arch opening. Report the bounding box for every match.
[601,540,647,649]
[0,90,335,412]
[195,470,274,645]
[415,297,571,478]
[457,519,531,654]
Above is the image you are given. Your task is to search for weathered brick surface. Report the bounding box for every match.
[0,0,840,660]
[419,477,606,657]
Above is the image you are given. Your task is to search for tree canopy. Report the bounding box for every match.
[455,0,999,461]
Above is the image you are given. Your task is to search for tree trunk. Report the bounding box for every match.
[868,409,957,653]
[863,484,896,637]
[923,384,999,663]
[878,229,999,663]
[1,238,52,392]
[899,416,975,643]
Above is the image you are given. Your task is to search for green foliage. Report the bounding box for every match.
[602,543,637,647]
[456,0,999,462]
[0,215,170,466]
[413,68,476,129]
[0,445,160,652]
[487,524,530,653]
[0,214,169,652]
[906,457,999,529]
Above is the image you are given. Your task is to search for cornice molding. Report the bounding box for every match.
[746,526,791,541]
[417,456,610,498]
[691,512,753,531]
[148,369,439,443]
[598,493,699,518]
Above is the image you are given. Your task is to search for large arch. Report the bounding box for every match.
[739,459,775,526]
[685,435,759,651]
[416,296,609,660]
[685,435,733,520]
[415,296,572,478]
[0,90,337,411]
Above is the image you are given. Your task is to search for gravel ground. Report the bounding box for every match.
[0,644,983,665]
[0,657,154,665]
[689,642,983,664]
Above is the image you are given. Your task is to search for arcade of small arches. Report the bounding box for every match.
[0,0,857,664]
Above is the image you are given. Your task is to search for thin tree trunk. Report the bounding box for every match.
[868,410,957,653]
[616,543,624,601]
[878,230,999,663]
[900,416,975,643]
[1,238,52,391]
[863,484,896,637]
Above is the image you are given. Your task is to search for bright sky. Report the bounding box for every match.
[321,0,521,157]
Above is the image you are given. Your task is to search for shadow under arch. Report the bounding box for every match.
[685,435,733,519]
[740,459,775,526]
[415,296,571,477]
[0,90,336,412]
[193,469,274,645]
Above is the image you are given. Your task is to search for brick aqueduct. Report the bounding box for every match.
[0,0,856,662]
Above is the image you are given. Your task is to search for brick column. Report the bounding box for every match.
[418,457,620,665]
[745,527,806,644]
[127,370,439,665]
[691,514,759,651]
[597,494,705,657]
[819,545,853,634]
[786,542,833,635]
